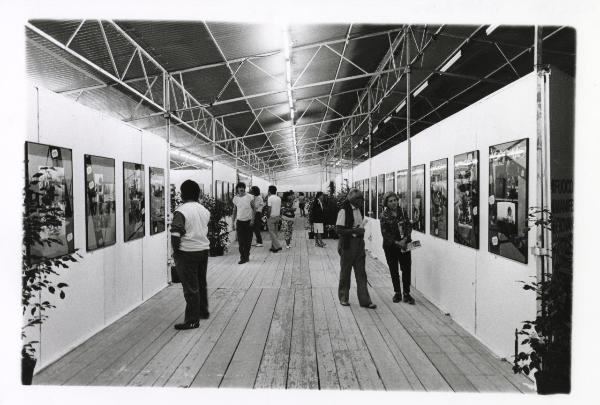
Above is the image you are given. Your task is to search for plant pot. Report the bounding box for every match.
[22,355,36,385]
[210,246,225,257]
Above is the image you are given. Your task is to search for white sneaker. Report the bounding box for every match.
[255,243,263,247]
[286,245,291,249]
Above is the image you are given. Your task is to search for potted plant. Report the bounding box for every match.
[200,195,231,256]
[22,169,80,385]
[305,195,315,239]
[513,207,572,394]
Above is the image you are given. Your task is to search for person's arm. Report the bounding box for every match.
[170,211,186,253]
[249,196,255,225]
[232,199,237,229]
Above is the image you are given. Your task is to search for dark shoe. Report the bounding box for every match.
[403,294,415,305]
[393,292,402,303]
[174,322,199,330]
[340,301,350,306]
[238,259,249,264]
[361,303,377,309]
[199,313,210,320]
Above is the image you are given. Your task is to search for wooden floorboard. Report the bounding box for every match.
[34,217,534,393]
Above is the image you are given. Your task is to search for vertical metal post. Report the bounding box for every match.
[406,25,413,222]
[211,119,216,197]
[534,26,552,297]
[164,73,172,282]
[367,89,373,217]
[350,130,354,184]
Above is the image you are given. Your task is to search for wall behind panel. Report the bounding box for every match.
[344,73,540,358]
[28,85,168,370]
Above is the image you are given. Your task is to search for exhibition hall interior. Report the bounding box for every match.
[21,18,575,395]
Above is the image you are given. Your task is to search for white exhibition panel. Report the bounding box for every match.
[170,168,212,196]
[28,85,168,369]
[344,73,539,358]
[250,175,271,196]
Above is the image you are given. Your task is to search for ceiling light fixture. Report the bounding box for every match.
[440,50,462,72]
[170,148,212,168]
[395,100,406,113]
[413,81,429,97]
[486,24,499,36]
[383,116,392,124]
[283,26,299,168]
[373,125,379,134]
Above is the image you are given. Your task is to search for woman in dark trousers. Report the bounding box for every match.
[249,186,264,247]
[380,191,415,304]
[309,191,326,247]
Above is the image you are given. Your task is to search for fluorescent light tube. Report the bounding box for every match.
[383,116,392,124]
[413,81,428,97]
[440,50,462,72]
[395,101,406,113]
[373,125,379,134]
[486,24,499,36]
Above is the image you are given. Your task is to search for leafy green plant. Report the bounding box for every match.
[22,168,80,367]
[199,195,231,256]
[513,207,572,394]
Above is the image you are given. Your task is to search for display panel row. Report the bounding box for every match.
[353,138,529,263]
[25,141,166,259]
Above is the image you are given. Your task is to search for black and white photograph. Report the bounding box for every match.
[489,138,529,263]
[454,150,480,249]
[430,158,448,239]
[123,162,145,242]
[12,2,596,404]
[84,154,116,251]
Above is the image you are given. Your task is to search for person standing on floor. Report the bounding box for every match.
[336,188,377,309]
[298,192,306,217]
[380,191,416,304]
[309,191,326,248]
[266,185,282,253]
[170,180,211,330]
[281,191,296,249]
[232,182,255,264]
[249,186,264,247]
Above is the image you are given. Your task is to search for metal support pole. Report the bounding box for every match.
[368,90,373,217]
[534,26,552,301]
[164,73,172,282]
[406,26,413,223]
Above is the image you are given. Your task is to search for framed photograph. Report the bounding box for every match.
[84,154,116,251]
[362,178,369,215]
[149,167,165,235]
[377,173,385,219]
[430,158,448,239]
[123,162,145,242]
[369,176,377,219]
[396,169,408,212]
[489,138,529,263]
[454,150,480,248]
[411,164,426,233]
[385,172,395,195]
[24,141,75,262]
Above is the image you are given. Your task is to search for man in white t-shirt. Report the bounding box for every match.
[266,185,282,252]
[171,180,211,330]
[232,182,255,264]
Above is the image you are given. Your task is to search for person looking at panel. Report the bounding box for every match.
[380,191,416,304]
[170,180,211,330]
[281,191,296,249]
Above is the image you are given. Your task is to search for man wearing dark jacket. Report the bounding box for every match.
[335,188,377,309]
[309,191,326,247]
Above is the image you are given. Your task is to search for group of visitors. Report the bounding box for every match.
[170,181,415,330]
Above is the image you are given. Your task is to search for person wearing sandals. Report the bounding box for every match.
[309,191,326,248]
[170,180,211,330]
[249,186,264,247]
[380,191,416,304]
[336,188,377,309]
[281,191,296,248]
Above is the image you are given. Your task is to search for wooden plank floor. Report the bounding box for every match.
[35,217,534,392]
